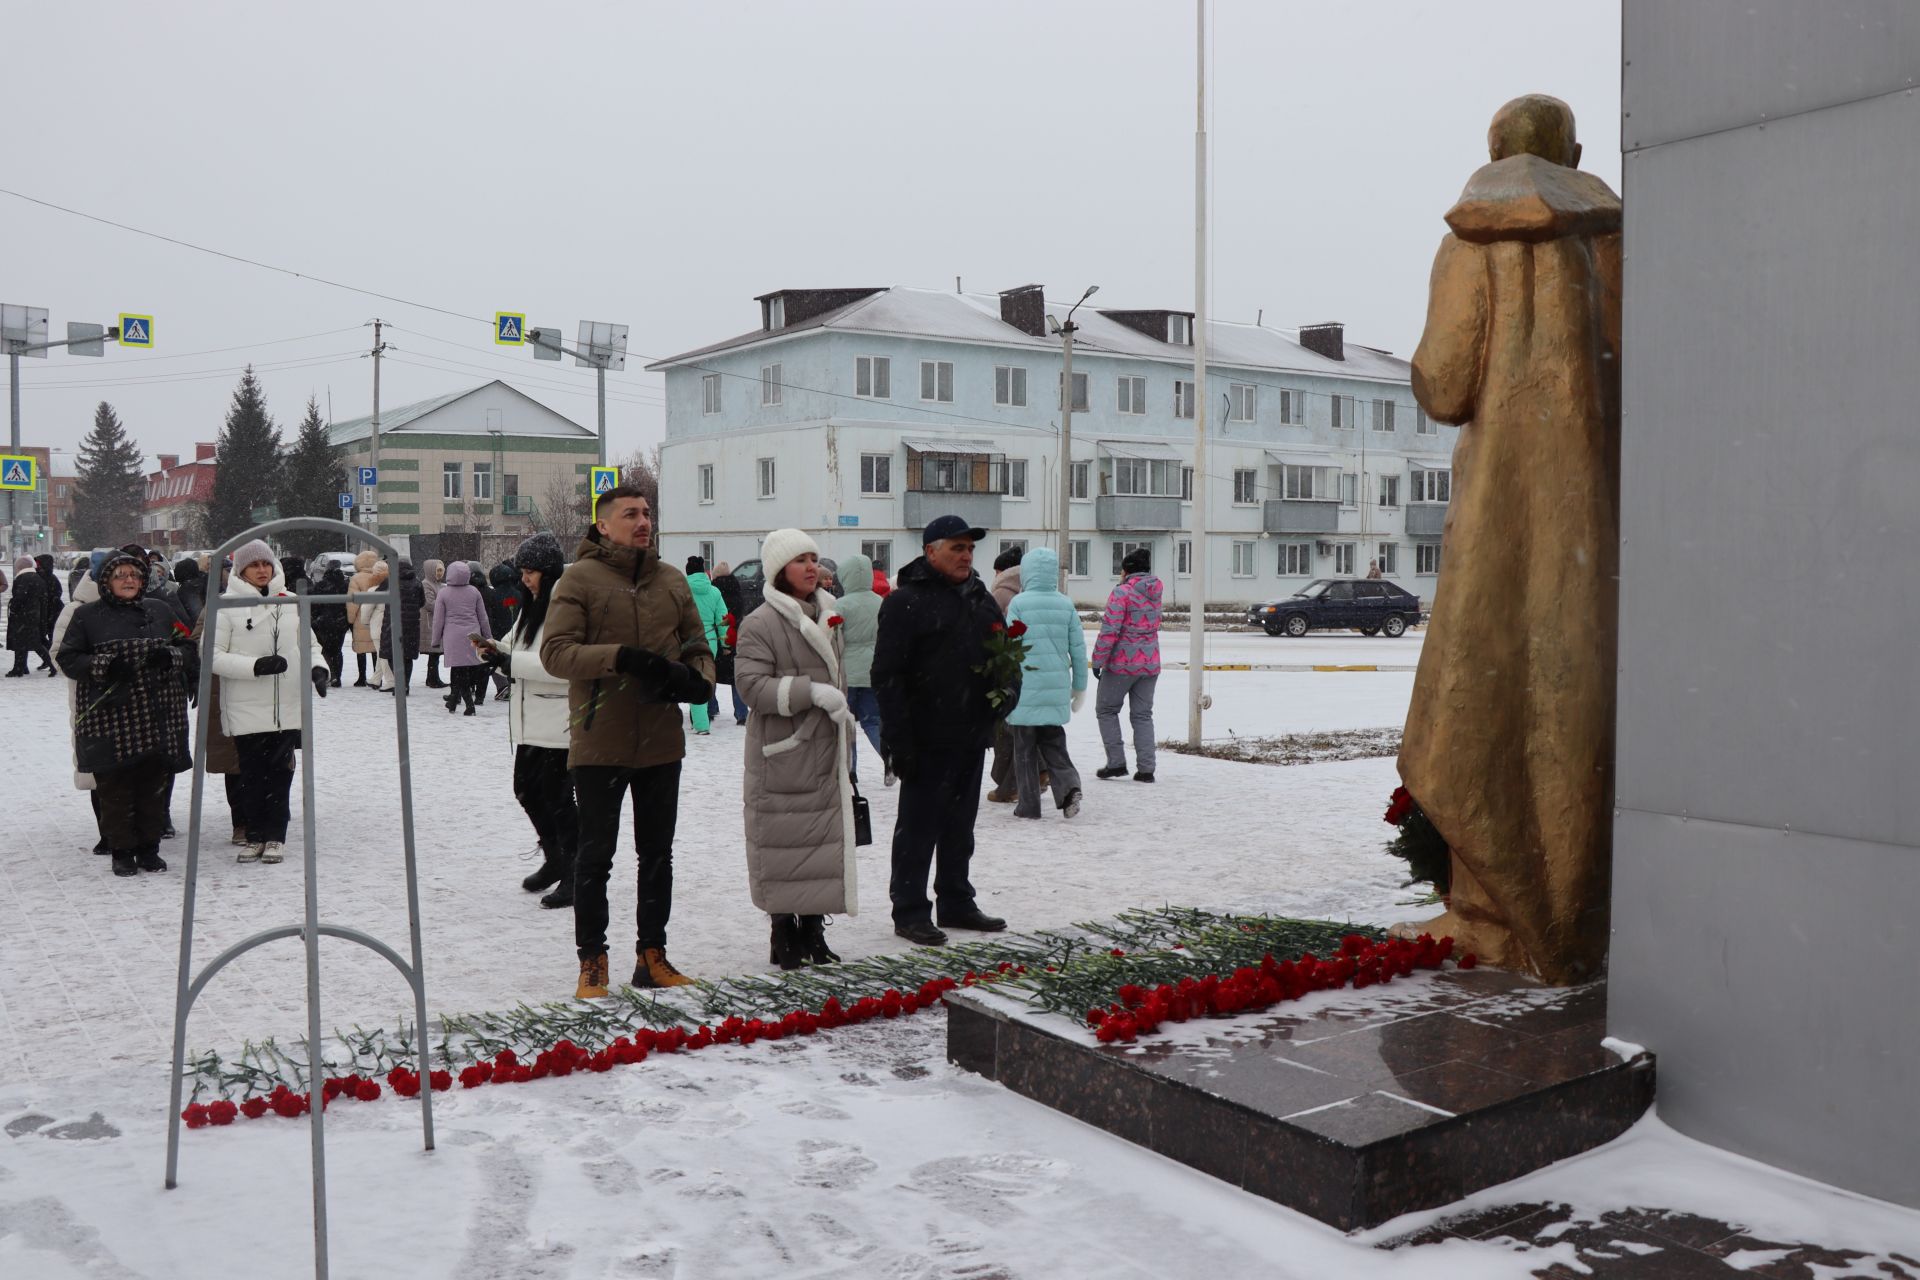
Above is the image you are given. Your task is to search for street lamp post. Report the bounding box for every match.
[1051,285,1098,590]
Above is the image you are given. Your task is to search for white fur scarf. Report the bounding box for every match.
[760,586,841,680]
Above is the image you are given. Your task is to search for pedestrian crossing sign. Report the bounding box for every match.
[495,312,525,345]
[118,314,154,347]
[589,465,620,518]
[0,455,35,490]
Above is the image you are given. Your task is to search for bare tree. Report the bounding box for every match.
[542,469,590,545]
[619,442,665,529]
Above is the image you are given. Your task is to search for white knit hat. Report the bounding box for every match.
[232,539,277,575]
[759,528,819,586]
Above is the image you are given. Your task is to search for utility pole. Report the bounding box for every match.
[1188,0,1210,748]
[367,319,385,536]
[1052,285,1098,590]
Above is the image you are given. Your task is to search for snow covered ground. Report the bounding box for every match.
[3,633,1915,1277]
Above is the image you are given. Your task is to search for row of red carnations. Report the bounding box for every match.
[182,972,1001,1129]
[1086,933,1475,1043]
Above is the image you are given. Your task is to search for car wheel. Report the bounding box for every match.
[1383,615,1408,638]
[1358,625,1381,637]
[1284,614,1309,638]
[1263,620,1284,637]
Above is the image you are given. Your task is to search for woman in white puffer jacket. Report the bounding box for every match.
[211,539,327,864]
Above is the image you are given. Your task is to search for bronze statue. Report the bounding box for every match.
[1398,95,1621,985]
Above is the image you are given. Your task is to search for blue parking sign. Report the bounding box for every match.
[358,466,378,486]
[339,492,355,509]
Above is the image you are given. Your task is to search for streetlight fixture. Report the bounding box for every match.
[1049,284,1098,588]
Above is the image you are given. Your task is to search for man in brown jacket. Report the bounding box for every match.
[541,485,716,998]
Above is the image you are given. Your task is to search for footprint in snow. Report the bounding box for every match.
[792,1137,878,1190]
[903,1153,1071,1223]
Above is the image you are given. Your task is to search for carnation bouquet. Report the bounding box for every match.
[973,620,1029,710]
[1383,785,1451,898]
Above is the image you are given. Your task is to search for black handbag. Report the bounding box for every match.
[850,774,873,846]
[712,644,735,686]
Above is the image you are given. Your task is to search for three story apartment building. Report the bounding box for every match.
[652,285,1456,607]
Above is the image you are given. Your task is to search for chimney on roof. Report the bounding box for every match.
[1298,322,1345,362]
[999,284,1046,338]
[157,453,179,471]
[195,442,217,461]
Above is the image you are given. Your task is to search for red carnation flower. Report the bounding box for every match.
[990,621,1005,633]
[208,1099,239,1126]
[1006,620,1028,638]
[827,615,843,629]
[182,1103,210,1129]
[240,1097,269,1119]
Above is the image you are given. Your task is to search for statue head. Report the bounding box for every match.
[1488,94,1581,169]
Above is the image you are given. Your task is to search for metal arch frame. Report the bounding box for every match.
[163,518,431,1280]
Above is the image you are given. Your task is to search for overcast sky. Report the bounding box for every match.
[3,0,1620,474]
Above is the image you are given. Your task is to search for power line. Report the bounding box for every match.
[380,354,664,409]
[11,325,368,373]
[16,350,368,392]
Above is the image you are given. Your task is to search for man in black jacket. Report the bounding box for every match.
[873,515,1019,946]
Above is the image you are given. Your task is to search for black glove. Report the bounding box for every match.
[485,650,512,675]
[106,654,137,682]
[253,655,289,677]
[1091,667,1102,680]
[312,668,329,699]
[884,748,917,784]
[145,647,174,670]
[614,645,669,686]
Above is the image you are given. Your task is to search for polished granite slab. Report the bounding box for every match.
[946,969,1653,1232]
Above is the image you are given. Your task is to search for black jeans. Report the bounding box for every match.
[8,644,51,674]
[514,745,578,867]
[318,633,345,684]
[96,757,174,852]
[571,761,681,961]
[889,747,985,925]
[235,730,298,843]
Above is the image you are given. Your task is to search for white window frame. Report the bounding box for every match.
[1231,540,1256,578]
[1058,371,1089,411]
[1067,539,1091,578]
[472,462,494,501]
[1411,468,1451,503]
[765,296,785,329]
[1332,543,1357,576]
[1231,468,1258,505]
[859,453,891,496]
[1111,540,1152,577]
[1228,382,1256,423]
[697,464,715,504]
[1282,464,1339,501]
[702,373,722,415]
[994,365,1028,407]
[1174,379,1196,419]
[1112,457,1181,498]
[1340,472,1360,507]
[1372,398,1397,433]
[1417,542,1442,575]
[1167,314,1192,345]
[919,360,954,403]
[1069,460,1091,501]
[442,462,462,500]
[1378,474,1400,509]
[1377,542,1398,575]
[1117,375,1147,415]
[1176,538,1193,577]
[1181,465,1194,502]
[1279,387,1305,425]
[1416,406,1436,435]
[761,363,783,407]
[1279,542,1314,576]
[856,355,891,399]
[757,457,776,499]
[1331,394,1355,430]
[698,540,716,569]
[1007,458,1028,500]
[998,538,1028,558]
[860,539,893,572]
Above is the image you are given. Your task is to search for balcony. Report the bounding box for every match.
[1405,503,1448,537]
[1263,499,1340,535]
[902,490,1002,532]
[1096,494,1180,532]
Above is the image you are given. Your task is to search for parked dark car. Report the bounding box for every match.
[730,556,837,616]
[1247,578,1423,638]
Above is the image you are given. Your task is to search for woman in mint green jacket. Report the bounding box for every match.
[834,554,887,783]
[685,557,729,734]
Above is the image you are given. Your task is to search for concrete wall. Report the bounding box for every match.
[1611,0,1920,1208]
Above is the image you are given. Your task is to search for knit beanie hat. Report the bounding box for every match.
[759,528,819,586]
[13,556,30,573]
[232,539,277,576]
[513,532,565,578]
[1122,547,1152,575]
[684,555,706,576]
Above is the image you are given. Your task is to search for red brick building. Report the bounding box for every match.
[143,443,218,552]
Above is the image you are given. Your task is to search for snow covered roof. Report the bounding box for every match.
[647,286,1412,384]
[326,381,596,445]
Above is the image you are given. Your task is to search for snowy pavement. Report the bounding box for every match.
[4,641,1917,1277]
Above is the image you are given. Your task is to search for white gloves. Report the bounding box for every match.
[1071,688,1086,713]
[809,684,848,717]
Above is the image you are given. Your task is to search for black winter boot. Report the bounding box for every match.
[539,849,575,909]
[522,845,562,893]
[425,654,447,689]
[797,915,839,965]
[111,851,138,877]
[136,847,168,872]
[768,914,805,971]
[354,654,368,687]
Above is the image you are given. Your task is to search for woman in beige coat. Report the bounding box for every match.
[736,528,860,970]
[345,550,380,685]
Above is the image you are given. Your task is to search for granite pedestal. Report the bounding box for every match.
[946,969,1653,1232]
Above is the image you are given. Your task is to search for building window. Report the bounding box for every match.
[1067,540,1090,578]
[1417,542,1442,575]
[761,363,783,406]
[856,356,891,399]
[860,453,891,495]
[1279,543,1313,576]
[473,462,494,501]
[698,540,716,568]
[1331,394,1355,429]
[1334,543,1356,576]
[1411,468,1451,503]
[1069,460,1090,500]
[1174,380,1196,419]
[702,373,722,415]
[1232,468,1257,505]
[764,296,785,329]
[1376,542,1398,575]
[442,462,462,499]
[1279,388,1304,425]
[994,365,1028,407]
[1181,466,1194,501]
[1113,457,1181,497]
[1177,539,1192,576]
[1416,406,1436,435]
[1228,383,1256,423]
[998,538,1028,558]
[860,539,892,572]
[1340,472,1359,507]
[697,464,715,504]
[1283,464,1337,501]
[1058,371,1089,411]
[1111,540,1152,576]
[919,360,954,403]
[757,457,776,498]
[1231,541,1255,577]
[1168,315,1192,344]
[1372,399,1397,432]
[1117,375,1147,415]
[1378,475,1400,508]
[1007,458,1028,499]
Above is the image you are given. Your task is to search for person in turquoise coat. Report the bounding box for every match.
[1003,546,1086,819]
[834,554,887,783]
[684,557,730,734]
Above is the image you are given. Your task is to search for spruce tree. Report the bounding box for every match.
[205,366,284,542]
[277,395,348,558]
[71,401,147,548]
